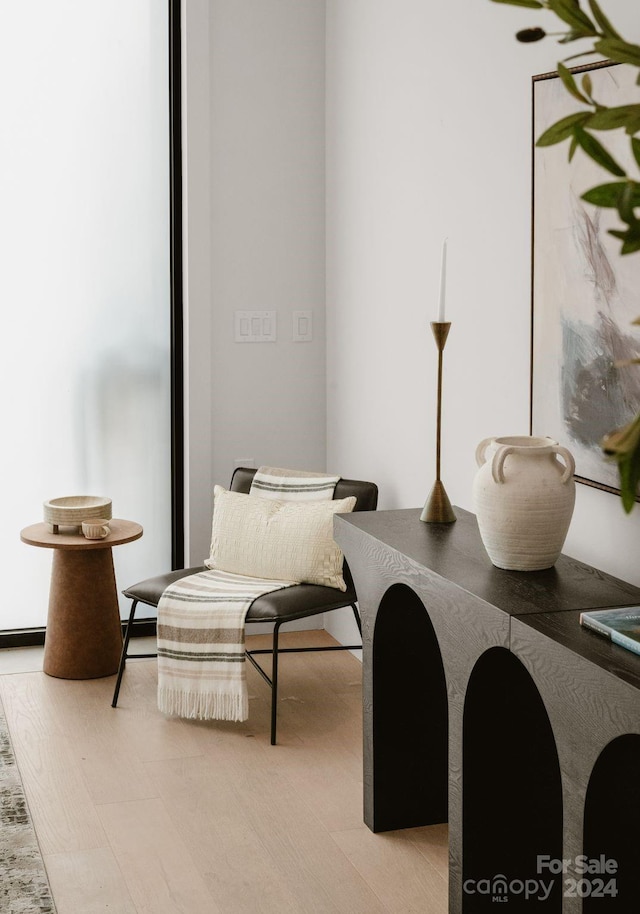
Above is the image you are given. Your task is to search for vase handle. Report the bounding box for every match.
[475,437,495,468]
[552,445,575,484]
[491,445,515,484]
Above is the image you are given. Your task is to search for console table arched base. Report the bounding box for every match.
[335,507,640,913]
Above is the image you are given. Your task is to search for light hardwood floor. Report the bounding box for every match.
[0,631,448,914]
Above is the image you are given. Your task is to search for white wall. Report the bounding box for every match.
[184,1,640,647]
[325,0,640,642]
[183,0,327,566]
[209,0,327,489]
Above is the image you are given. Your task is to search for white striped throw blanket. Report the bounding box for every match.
[157,467,341,721]
[157,569,294,721]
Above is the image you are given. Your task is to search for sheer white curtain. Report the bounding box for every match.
[0,1,172,629]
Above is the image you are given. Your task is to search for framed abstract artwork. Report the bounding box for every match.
[531,60,640,497]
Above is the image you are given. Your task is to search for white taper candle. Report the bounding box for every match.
[437,238,447,323]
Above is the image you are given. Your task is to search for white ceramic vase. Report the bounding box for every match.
[473,435,576,571]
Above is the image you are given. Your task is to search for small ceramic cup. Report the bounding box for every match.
[82,519,110,540]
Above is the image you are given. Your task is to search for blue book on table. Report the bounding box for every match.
[580,607,640,657]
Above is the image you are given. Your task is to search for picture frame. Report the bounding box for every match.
[531,60,640,499]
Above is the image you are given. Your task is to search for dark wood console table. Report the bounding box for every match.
[334,507,640,913]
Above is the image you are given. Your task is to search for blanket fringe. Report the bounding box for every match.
[158,686,249,722]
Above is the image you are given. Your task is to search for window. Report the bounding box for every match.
[0,1,178,632]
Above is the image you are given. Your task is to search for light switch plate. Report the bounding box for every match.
[292,310,313,342]
[234,311,277,342]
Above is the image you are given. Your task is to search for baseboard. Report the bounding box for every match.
[0,619,158,650]
[0,628,47,649]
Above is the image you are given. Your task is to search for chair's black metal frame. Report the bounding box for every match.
[111,468,378,745]
[243,605,362,745]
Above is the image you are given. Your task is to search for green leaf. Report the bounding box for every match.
[559,30,587,45]
[604,414,640,511]
[582,73,593,98]
[618,183,639,222]
[574,126,626,176]
[619,459,640,511]
[587,0,621,39]
[489,0,543,6]
[558,62,592,104]
[632,137,640,169]
[618,440,640,511]
[547,0,596,34]
[609,218,640,255]
[569,134,579,161]
[621,232,640,254]
[536,111,591,146]
[587,105,640,131]
[581,181,639,208]
[595,38,640,66]
[561,49,601,62]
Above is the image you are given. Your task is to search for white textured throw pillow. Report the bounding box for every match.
[205,486,356,590]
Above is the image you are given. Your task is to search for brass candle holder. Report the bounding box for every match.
[420,321,456,524]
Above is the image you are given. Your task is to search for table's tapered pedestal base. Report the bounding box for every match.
[44,548,124,679]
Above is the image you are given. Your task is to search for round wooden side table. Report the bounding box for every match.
[20,519,143,680]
